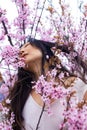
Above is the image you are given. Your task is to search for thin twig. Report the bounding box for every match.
[0,58,3,64]
[0,66,16,71]
[35,103,45,130]
[30,0,40,36]
[59,0,65,16]
[22,4,26,44]
[59,92,74,130]
[49,0,59,34]
[14,2,25,45]
[34,0,47,38]
[80,21,87,56]
[2,21,13,46]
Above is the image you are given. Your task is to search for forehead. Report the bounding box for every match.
[21,42,30,47]
[21,42,40,51]
[20,42,33,49]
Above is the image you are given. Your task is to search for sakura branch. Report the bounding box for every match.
[0,99,15,130]
[0,0,87,129]
[34,0,47,38]
[33,70,70,109]
[60,97,87,129]
[35,103,45,130]
[30,0,40,36]
[0,8,13,46]
[1,45,25,88]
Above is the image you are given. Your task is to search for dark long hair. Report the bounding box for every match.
[9,38,55,130]
[9,38,87,129]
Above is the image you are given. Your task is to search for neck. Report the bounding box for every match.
[27,59,42,81]
[33,63,42,80]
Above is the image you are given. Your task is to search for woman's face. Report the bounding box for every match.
[19,42,43,65]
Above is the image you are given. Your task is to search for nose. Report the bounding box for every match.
[19,48,25,57]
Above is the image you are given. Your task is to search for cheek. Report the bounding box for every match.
[25,50,42,63]
[31,50,42,61]
[34,50,42,59]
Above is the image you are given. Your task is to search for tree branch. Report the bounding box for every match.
[34,0,47,38]
[35,103,45,130]
[56,44,87,83]
[30,0,40,36]
[22,4,26,44]
[2,21,13,46]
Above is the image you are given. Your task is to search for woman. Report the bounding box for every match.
[9,37,87,130]
[9,37,67,130]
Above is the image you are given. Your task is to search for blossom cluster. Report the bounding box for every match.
[59,99,87,130]
[33,68,73,115]
[62,105,87,130]
[0,99,15,130]
[1,45,25,68]
[34,70,87,129]
[0,0,87,129]
[0,45,25,91]
[34,74,69,106]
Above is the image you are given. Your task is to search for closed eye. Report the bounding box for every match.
[21,43,30,49]
[24,43,30,47]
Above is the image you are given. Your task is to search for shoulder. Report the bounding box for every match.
[71,78,87,102]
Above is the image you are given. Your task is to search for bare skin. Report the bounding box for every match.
[20,43,76,107]
[20,42,44,106]
[20,42,42,80]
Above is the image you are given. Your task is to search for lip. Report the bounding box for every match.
[19,54,28,63]
[22,54,27,57]
[21,53,28,58]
